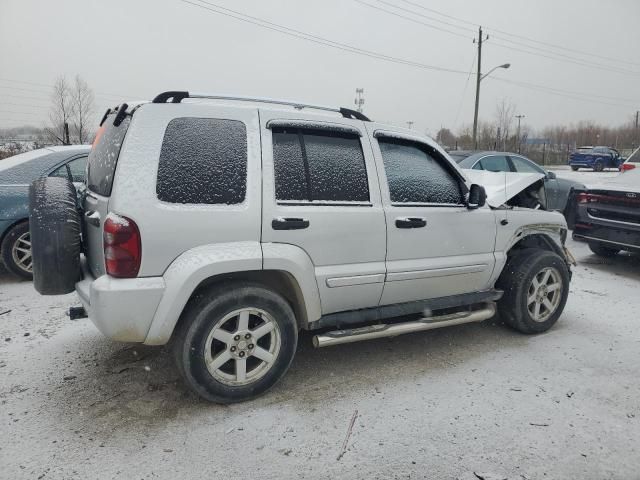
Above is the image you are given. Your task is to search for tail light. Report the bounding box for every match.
[577,193,593,204]
[104,213,141,278]
[621,163,636,172]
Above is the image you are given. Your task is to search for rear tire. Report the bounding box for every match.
[497,249,570,334]
[588,242,620,257]
[570,165,579,171]
[173,282,298,403]
[1,221,32,280]
[29,177,81,294]
[593,159,604,172]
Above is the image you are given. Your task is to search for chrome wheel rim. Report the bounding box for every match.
[204,308,281,386]
[527,267,562,322]
[11,231,32,273]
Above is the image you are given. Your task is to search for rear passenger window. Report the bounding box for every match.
[378,138,463,205]
[272,128,369,203]
[478,155,510,172]
[156,118,247,204]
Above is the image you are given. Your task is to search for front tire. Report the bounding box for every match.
[497,249,570,334]
[570,165,579,171]
[588,242,620,257]
[173,282,298,403]
[1,221,32,280]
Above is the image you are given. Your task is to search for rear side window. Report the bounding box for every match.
[87,115,131,196]
[272,128,369,203]
[156,118,247,205]
[378,138,463,205]
[478,155,510,172]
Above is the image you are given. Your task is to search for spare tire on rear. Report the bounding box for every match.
[29,177,81,295]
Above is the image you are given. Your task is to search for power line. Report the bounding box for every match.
[0,78,132,100]
[395,0,640,68]
[358,0,640,76]
[181,0,469,75]
[492,77,630,109]
[453,52,476,128]
[353,0,473,40]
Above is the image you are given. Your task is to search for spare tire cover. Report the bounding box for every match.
[29,177,81,295]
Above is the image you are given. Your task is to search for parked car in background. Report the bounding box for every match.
[0,146,89,279]
[568,146,624,172]
[567,167,640,257]
[620,146,639,172]
[455,151,586,213]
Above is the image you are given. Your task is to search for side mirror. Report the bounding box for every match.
[546,171,557,180]
[468,184,487,209]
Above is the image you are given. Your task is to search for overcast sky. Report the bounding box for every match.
[0,0,639,135]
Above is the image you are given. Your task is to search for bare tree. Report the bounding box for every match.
[70,75,95,144]
[46,76,73,145]
[494,98,516,151]
[46,74,95,145]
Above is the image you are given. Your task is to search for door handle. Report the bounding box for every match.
[84,210,101,227]
[272,217,310,230]
[395,217,427,229]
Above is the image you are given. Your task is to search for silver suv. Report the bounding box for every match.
[29,91,573,403]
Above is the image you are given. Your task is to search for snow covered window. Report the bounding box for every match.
[156,117,247,205]
[272,127,369,203]
[378,138,464,205]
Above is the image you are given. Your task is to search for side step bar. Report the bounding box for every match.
[313,303,496,348]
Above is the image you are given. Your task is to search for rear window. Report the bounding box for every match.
[156,117,247,204]
[87,115,131,196]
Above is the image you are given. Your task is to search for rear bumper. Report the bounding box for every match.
[76,259,165,342]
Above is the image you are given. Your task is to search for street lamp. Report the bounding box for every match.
[473,63,511,149]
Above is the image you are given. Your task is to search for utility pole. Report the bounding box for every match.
[516,114,525,153]
[63,122,70,145]
[636,110,639,145]
[354,88,365,113]
[472,26,485,150]
[406,121,414,129]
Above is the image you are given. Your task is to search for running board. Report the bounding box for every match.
[312,303,496,348]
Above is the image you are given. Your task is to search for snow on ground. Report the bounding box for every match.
[1,172,639,479]
[547,164,621,187]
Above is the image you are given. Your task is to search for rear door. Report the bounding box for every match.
[370,129,497,306]
[84,112,131,276]
[260,112,387,315]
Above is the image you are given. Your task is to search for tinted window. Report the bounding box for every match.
[49,164,69,179]
[87,115,131,196]
[378,138,463,204]
[478,155,510,172]
[156,118,247,205]
[273,131,307,201]
[510,156,543,174]
[272,128,369,202]
[67,156,87,182]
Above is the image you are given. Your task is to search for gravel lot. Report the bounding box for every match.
[1,169,639,480]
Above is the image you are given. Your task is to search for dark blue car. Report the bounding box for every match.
[0,146,90,279]
[568,146,624,172]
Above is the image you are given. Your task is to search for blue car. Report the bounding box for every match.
[0,146,89,279]
[568,146,624,172]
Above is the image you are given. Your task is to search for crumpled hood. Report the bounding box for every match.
[464,170,545,208]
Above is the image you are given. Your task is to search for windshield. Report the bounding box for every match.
[626,147,640,163]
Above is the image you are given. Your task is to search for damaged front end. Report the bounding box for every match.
[464,170,548,210]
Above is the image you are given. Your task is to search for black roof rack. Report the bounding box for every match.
[151,91,371,121]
